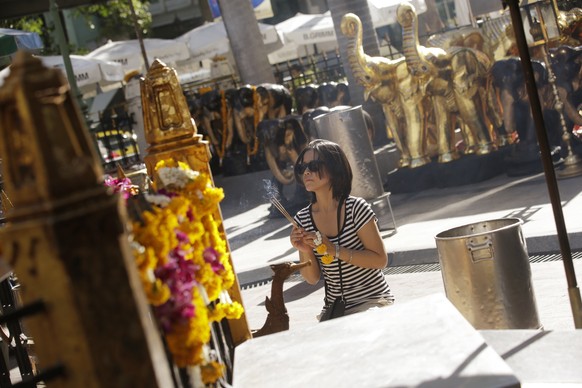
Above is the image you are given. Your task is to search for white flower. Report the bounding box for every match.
[144,193,172,207]
[185,168,200,180]
[314,231,323,246]
[158,166,200,188]
[219,290,233,305]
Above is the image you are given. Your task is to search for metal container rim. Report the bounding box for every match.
[434,217,524,241]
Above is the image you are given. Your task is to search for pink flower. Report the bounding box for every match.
[203,247,224,273]
[175,230,189,242]
[103,176,136,199]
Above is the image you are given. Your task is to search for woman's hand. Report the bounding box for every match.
[290,226,318,253]
[290,226,322,285]
[291,227,334,253]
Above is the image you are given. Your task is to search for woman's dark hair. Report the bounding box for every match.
[294,139,352,202]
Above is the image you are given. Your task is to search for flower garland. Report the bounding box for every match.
[218,90,228,165]
[103,175,139,199]
[112,159,243,383]
[314,231,334,265]
[246,86,260,159]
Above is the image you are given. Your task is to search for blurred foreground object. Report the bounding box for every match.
[0,51,173,387]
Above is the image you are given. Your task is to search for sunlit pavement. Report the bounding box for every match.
[215,168,582,331]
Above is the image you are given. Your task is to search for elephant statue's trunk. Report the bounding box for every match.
[340,13,379,99]
[397,2,457,165]
[397,2,436,84]
[340,12,422,168]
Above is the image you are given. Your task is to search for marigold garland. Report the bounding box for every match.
[218,90,228,165]
[201,360,226,385]
[114,158,243,375]
[314,231,334,265]
[246,86,260,159]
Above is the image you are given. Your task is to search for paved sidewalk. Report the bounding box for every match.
[215,168,582,331]
[240,259,582,332]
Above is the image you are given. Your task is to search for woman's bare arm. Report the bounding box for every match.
[338,219,388,269]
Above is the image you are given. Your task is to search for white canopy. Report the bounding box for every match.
[177,20,283,63]
[275,12,336,47]
[267,12,336,64]
[269,0,426,64]
[268,42,302,64]
[0,54,124,90]
[86,38,189,74]
[268,1,428,64]
[274,1,428,47]
[368,0,427,27]
[39,55,125,87]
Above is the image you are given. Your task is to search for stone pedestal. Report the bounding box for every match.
[385,151,506,194]
[234,294,520,387]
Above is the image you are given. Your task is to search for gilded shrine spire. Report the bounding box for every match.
[140,59,198,148]
[139,59,252,346]
[140,58,210,176]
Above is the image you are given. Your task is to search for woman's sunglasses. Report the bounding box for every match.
[295,160,325,174]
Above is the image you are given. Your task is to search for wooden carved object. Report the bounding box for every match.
[252,260,311,337]
[140,59,251,345]
[0,52,174,387]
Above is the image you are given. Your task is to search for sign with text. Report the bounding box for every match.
[208,0,273,21]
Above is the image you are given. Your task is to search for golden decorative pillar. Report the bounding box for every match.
[141,59,252,345]
[0,52,174,387]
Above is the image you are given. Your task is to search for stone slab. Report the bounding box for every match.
[480,330,582,385]
[233,294,519,388]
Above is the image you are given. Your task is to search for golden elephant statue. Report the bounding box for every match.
[396,2,502,161]
[340,13,427,168]
[341,5,503,168]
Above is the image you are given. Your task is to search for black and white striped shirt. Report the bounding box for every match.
[294,196,394,310]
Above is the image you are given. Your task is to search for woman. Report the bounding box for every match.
[290,139,394,320]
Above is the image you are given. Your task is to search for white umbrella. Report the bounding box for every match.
[0,54,124,90]
[368,0,427,27]
[86,38,190,73]
[268,11,338,64]
[268,1,428,64]
[268,42,302,64]
[177,20,283,62]
[275,12,337,47]
[39,55,125,87]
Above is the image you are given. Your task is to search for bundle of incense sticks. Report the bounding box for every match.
[270,197,297,227]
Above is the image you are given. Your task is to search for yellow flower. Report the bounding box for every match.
[316,244,327,255]
[321,254,334,265]
[166,288,210,367]
[315,241,334,264]
[201,361,225,385]
[177,161,190,170]
[208,302,244,322]
[146,279,171,306]
[126,157,245,369]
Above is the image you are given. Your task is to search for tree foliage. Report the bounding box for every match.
[0,17,44,33]
[0,16,59,55]
[74,0,152,40]
[1,1,152,55]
